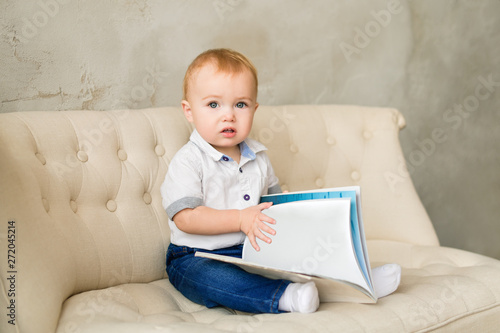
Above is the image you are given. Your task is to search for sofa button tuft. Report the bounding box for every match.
[351,170,361,181]
[36,152,47,165]
[42,198,50,212]
[290,144,299,153]
[143,192,152,205]
[363,131,373,140]
[77,150,88,162]
[315,178,325,188]
[106,200,117,212]
[327,136,336,145]
[117,149,128,161]
[155,145,165,156]
[70,200,78,213]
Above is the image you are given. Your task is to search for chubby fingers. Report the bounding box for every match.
[256,224,274,243]
[259,210,276,224]
[254,214,277,248]
[258,217,276,235]
[248,234,261,252]
[258,210,276,238]
[258,201,273,210]
[250,226,273,252]
[248,221,277,252]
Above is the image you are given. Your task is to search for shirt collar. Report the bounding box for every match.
[189,129,267,162]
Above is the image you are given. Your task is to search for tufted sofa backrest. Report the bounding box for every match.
[252,105,438,246]
[0,105,438,330]
[1,108,191,329]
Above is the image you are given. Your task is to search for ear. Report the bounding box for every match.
[181,100,194,122]
[254,102,259,113]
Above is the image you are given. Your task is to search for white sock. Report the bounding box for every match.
[372,264,401,298]
[278,281,319,313]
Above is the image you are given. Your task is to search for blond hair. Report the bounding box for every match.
[182,48,258,101]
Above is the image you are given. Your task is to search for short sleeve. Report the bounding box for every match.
[160,144,204,220]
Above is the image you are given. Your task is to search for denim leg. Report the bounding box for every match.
[166,243,290,313]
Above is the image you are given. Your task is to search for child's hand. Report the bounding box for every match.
[239,202,276,252]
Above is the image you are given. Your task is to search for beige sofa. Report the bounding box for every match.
[1,105,499,333]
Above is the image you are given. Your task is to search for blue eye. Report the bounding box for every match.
[236,102,246,108]
[208,102,218,108]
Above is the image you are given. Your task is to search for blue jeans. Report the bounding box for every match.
[166,243,291,313]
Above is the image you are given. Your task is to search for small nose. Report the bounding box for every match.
[222,107,235,121]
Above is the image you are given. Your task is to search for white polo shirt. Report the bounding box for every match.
[161,129,281,250]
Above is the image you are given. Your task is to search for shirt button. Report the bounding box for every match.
[243,194,250,201]
[239,167,243,173]
[222,156,229,161]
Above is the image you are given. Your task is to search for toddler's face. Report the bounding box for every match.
[182,64,258,158]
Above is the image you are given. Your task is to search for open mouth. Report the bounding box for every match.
[221,128,236,137]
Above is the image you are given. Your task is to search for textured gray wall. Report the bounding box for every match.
[1,0,499,259]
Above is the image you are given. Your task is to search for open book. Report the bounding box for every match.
[195,186,376,303]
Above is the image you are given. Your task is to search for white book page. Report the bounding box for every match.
[242,198,369,291]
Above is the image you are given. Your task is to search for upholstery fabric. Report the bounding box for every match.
[1,105,499,333]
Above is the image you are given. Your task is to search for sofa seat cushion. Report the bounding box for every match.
[56,242,500,332]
